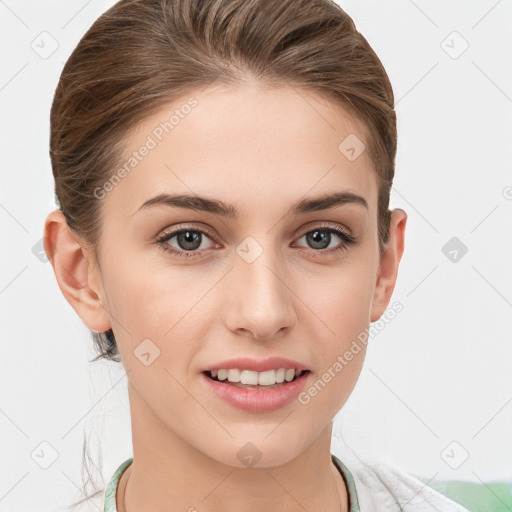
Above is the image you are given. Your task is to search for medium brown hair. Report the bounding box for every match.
[51,0,395,383]
[51,0,397,506]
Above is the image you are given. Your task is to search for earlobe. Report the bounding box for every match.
[43,210,111,333]
[370,208,407,323]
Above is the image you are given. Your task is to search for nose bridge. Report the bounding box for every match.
[226,235,295,338]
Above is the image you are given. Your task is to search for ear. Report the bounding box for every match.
[370,208,407,322]
[43,209,111,332]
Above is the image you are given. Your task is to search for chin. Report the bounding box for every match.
[204,434,310,469]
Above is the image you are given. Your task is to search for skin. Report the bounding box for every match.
[44,82,406,512]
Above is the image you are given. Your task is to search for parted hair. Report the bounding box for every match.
[50,0,396,368]
[50,2,396,504]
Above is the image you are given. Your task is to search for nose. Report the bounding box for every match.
[224,246,296,341]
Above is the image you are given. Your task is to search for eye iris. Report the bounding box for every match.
[178,230,201,250]
[307,230,331,250]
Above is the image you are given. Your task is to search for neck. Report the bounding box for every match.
[117,381,348,512]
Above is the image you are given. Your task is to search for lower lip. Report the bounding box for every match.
[200,371,309,412]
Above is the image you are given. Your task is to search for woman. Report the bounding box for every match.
[44,0,470,510]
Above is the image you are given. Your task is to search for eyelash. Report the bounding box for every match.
[155,223,357,259]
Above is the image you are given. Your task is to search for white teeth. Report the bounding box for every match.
[285,369,295,382]
[258,370,275,386]
[209,368,306,385]
[240,370,259,385]
[227,369,241,382]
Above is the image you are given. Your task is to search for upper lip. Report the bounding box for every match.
[203,357,309,373]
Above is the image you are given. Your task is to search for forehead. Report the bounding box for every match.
[103,82,378,221]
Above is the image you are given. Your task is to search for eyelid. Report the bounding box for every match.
[295,220,353,238]
[157,220,352,243]
[157,222,218,241]
[155,220,356,258]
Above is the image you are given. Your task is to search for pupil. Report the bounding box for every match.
[307,230,330,249]
[178,230,201,250]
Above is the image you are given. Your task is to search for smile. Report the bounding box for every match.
[201,369,310,412]
[207,368,304,386]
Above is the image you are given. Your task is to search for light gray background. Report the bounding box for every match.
[1,1,511,510]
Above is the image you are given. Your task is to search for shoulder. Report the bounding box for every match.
[348,461,471,512]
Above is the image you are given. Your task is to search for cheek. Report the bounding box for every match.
[302,258,376,340]
[99,255,171,343]
[102,257,210,364]
[297,261,374,402]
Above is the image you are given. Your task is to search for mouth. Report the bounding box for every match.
[200,363,311,412]
[202,368,310,390]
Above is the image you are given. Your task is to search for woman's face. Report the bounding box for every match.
[83,82,404,467]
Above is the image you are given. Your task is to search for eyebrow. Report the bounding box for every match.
[132,191,368,219]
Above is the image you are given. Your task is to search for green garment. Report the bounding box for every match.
[420,476,512,512]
